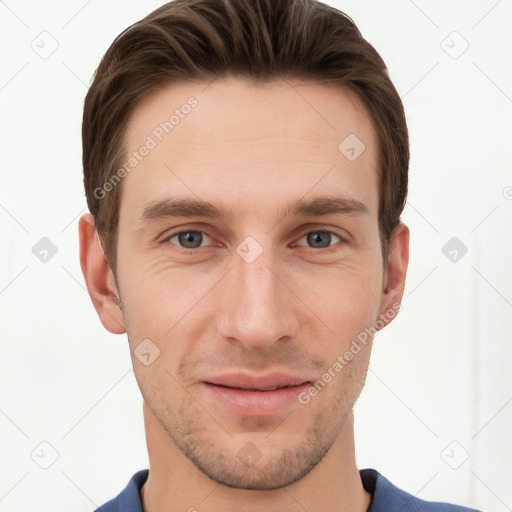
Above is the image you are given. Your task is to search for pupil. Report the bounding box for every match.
[179,231,202,248]
[307,231,330,248]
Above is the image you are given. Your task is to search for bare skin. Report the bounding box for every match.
[80,77,409,512]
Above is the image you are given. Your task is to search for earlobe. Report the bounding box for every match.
[379,222,409,326]
[79,213,126,334]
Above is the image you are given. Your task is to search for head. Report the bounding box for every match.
[80,0,409,491]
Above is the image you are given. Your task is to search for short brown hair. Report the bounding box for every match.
[83,0,408,272]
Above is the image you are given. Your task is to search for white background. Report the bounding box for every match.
[0,1,511,511]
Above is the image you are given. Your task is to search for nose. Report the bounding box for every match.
[216,245,300,351]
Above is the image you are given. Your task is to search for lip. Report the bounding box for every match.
[202,372,311,416]
[205,372,308,390]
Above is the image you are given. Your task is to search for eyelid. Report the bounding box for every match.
[159,222,216,241]
[293,224,351,242]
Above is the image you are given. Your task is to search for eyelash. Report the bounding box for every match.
[163,228,346,253]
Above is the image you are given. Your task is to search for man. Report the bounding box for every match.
[79,0,480,510]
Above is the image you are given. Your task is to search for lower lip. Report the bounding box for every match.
[202,382,311,416]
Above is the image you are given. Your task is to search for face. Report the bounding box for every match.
[92,77,406,490]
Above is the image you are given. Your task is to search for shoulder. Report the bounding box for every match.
[361,469,482,512]
[93,469,149,512]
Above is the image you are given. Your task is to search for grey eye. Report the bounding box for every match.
[169,231,211,249]
[298,231,341,249]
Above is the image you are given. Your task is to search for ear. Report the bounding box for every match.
[377,222,409,329]
[79,213,126,334]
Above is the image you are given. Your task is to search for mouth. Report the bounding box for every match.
[205,372,309,390]
[208,383,301,391]
[201,373,311,416]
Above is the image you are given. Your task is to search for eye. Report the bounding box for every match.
[163,228,345,252]
[296,230,343,249]
[166,230,213,249]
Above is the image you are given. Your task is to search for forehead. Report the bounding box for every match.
[120,77,379,220]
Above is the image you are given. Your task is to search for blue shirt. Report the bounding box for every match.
[94,468,481,511]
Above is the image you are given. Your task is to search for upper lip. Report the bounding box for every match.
[204,372,310,391]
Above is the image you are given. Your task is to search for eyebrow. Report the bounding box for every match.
[138,195,369,223]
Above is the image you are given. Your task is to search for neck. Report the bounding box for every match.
[140,402,370,512]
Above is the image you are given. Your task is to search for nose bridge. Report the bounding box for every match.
[218,242,298,349]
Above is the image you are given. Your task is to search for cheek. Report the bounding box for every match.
[291,257,383,327]
[290,263,382,382]
[118,259,222,356]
